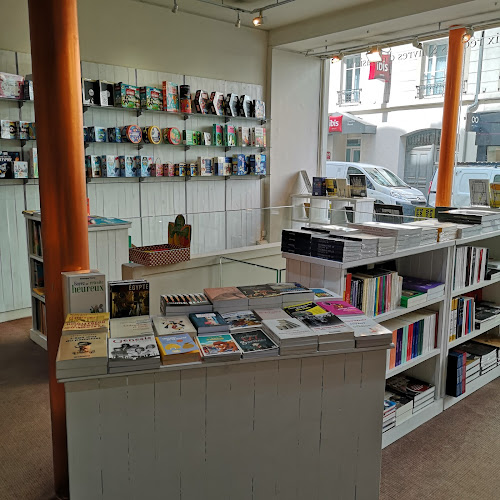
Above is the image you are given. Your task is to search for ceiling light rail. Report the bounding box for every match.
[193,0,295,15]
[308,18,500,59]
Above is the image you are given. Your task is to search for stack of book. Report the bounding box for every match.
[107,315,160,373]
[156,333,201,365]
[310,234,362,262]
[446,349,466,397]
[269,282,315,305]
[203,287,249,313]
[474,302,500,329]
[231,329,279,359]
[382,399,397,433]
[160,293,213,315]
[400,290,428,308]
[386,375,436,414]
[195,333,242,362]
[449,296,475,342]
[408,219,458,242]
[346,268,403,317]
[438,208,500,232]
[189,312,230,335]
[336,314,392,348]
[261,313,318,355]
[464,352,481,384]
[108,279,149,318]
[455,223,483,239]
[151,315,197,338]
[453,246,489,290]
[281,229,311,256]
[460,340,498,375]
[283,301,354,350]
[402,276,445,299]
[56,313,110,379]
[237,284,282,308]
[384,391,413,426]
[384,310,437,370]
[326,227,378,260]
[220,309,261,331]
[311,288,342,302]
[348,222,422,252]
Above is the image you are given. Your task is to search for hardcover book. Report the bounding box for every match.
[203,287,248,307]
[62,313,110,334]
[239,95,252,117]
[56,331,108,370]
[189,312,229,334]
[231,329,278,357]
[198,156,213,176]
[238,127,250,147]
[156,333,200,365]
[210,91,224,115]
[226,93,239,117]
[349,174,367,197]
[163,82,179,113]
[212,124,223,146]
[220,310,261,331]
[152,315,197,337]
[237,284,280,300]
[194,89,209,114]
[109,316,154,339]
[283,302,346,331]
[253,100,266,119]
[160,293,211,314]
[402,277,444,295]
[224,124,237,147]
[61,271,106,318]
[108,280,150,318]
[312,177,326,196]
[195,334,241,360]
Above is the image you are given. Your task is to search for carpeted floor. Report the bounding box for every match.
[1,317,500,500]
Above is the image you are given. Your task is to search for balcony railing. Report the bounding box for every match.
[337,89,361,106]
[416,79,467,98]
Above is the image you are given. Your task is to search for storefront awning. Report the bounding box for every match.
[328,112,377,135]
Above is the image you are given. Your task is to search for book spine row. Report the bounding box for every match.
[388,313,437,369]
[449,296,475,342]
[35,299,47,335]
[453,246,488,290]
[345,271,402,317]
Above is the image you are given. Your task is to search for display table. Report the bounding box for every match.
[61,345,390,500]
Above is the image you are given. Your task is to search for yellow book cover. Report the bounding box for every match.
[63,312,110,334]
[415,207,435,220]
[490,184,500,208]
[56,332,108,368]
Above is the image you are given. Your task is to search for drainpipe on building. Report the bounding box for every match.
[463,31,485,161]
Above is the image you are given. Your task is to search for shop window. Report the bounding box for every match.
[339,55,361,105]
[418,41,448,98]
[346,139,361,162]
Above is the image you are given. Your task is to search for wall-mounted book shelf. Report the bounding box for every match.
[83,141,267,153]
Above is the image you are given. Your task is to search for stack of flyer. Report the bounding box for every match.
[108,316,160,373]
[261,309,317,355]
[56,313,110,379]
[382,399,397,433]
[384,391,413,426]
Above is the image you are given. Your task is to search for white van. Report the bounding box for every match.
[325,161,427,209]
[428,163,500,207]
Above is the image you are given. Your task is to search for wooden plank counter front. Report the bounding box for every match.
[62,346,389,500]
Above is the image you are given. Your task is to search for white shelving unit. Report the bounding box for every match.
[23,212,131,350]
[284,227,500,448]
[290,193,374,225]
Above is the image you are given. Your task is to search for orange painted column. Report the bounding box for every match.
[435,27,467,207]
[27,0,89,497]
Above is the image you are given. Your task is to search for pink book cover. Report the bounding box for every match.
[316,300,363,316]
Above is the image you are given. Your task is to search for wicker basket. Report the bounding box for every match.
[129,244,190,266]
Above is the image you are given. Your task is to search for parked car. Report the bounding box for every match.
[325,161,427,209]
[428,163,500,207]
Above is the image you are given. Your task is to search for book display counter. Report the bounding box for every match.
[282,211,500,448]
[60,339,390,500]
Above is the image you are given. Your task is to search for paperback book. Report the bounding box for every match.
[189,312,229,334]
[195,334,241,361]
[108,335,160,372]
[160,293,212,314]
[221,310,262,331]
[349,174,367,197]
[317,300,363,316]
[62,313,110,334]
[156,333,200,365]
[61,270,106,317]
[231,329,278,358]
[109,316,154,339]
[237,284,282,306]
[203,287,248,309]
[152,315,196,337]
[56,331,108,371]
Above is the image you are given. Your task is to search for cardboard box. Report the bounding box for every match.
[114,83,140,109]
[101,155,120,177]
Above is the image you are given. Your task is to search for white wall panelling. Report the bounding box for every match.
[64,349,387,500]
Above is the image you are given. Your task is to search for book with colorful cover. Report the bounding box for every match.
[224,124,237,147]
[400,290,426,308]
[238,127,250,147]
[283,302,344,331]
[195,334,241,360]
[490,183,500,208]
[156,333,200,364]
[220,310,261,331]
[311,288,342,300]
[317,300,363,316]
[108,280,149,318]
[212,124,223,146]
[402,277,444,295]
[62,313,110,334]
[237,284,280,300]
[56,331,108,369]
[231,329,278,357]
[204,287,248,306]
[163,82,179,113]
[386,375,435,402]
[152,315,196,336]
[189,312,229,333]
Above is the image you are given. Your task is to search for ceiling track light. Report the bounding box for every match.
[235,12,241,28]
[252,10,264,27]
[172,0,178,13]
[366,46,382,63]
[462,27,474,43]
[331,53,343,63]
[412,38,423,50]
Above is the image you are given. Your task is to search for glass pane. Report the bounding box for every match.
[354,55,361,68]
[352,150,361,162]
[354,68,360,90]
[345,58,353,70]
[347,139,361,146]
[345,149,351,162]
